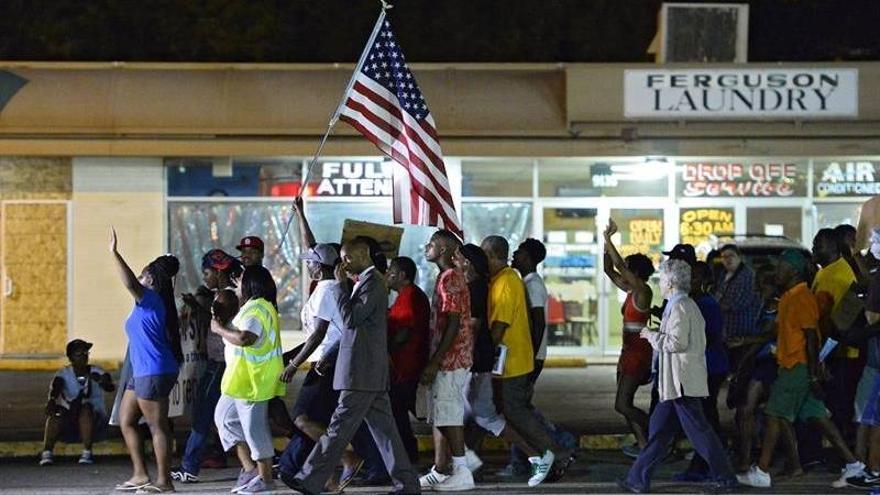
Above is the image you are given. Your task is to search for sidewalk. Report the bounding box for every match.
[0,366,663,457]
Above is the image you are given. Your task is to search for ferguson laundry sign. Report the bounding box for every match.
[624,69,858,118]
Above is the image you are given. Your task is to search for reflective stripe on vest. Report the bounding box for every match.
[221,298,286,401]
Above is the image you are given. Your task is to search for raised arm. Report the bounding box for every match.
[604,219,652,309]
[334,265,380,329]
[293,196,317,250]
[109,226,144,302]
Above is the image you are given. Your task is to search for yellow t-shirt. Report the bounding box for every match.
[812,257,858,357]
[488,266,534,378]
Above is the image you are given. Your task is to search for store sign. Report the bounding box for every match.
[620,218,663,259]
[315,161,393,196]
[680,208,734,246]
[624,69,858,118]
[814,161,880,197]
[678,161,804,197]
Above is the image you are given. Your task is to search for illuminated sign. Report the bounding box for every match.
[680,208,735,246]
[314,161,393,196]
[620,218,664,262]
[814,161,880,197]
[678,161,805,197]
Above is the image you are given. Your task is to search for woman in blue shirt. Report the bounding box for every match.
[110,227,181,494]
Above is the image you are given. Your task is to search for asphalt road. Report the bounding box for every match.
[0,450,856,494]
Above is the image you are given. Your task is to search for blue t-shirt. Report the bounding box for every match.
[696,294,730,376]
[125,288,179,377]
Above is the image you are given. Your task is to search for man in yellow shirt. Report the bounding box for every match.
[481,235,568,487]
[812,227,861,446]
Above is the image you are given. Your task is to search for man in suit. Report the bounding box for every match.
[282,238,420,495]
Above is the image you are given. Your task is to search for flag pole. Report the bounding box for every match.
[278,2,392,253]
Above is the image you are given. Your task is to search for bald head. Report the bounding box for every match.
[481,235,509,276]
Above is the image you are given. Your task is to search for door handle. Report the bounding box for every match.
[4,275,12,297]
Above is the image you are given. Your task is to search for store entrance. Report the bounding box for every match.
[540,203,668,356]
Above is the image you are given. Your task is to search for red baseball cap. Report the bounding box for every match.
[236,236,264,251]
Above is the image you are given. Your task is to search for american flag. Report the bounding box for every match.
[339,17,462,237]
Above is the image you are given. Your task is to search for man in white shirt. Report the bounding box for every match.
[513,238,549,381]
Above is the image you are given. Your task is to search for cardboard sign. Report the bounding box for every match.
[341,219,405,258]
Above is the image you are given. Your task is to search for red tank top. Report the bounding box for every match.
[622,292,649,332]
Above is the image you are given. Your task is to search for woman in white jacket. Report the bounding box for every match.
[619,259,737,493]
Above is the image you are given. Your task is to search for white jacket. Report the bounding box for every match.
[644,295,709,402]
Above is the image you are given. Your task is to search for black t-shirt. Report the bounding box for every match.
[469,280,495,373]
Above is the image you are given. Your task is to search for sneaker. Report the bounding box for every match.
[231,468,259,493]
[78,450,94,465]
[419,466,450,490]
[238,476,275,494]
[621,443,641,459]
[736,465,771,488]
[170,466,200,483]
[527,450,555,487]
[464,449,483,473]
[39,450,53,466]
[434,465,475,492]
[833,461,867,488]
[848,471,880,489]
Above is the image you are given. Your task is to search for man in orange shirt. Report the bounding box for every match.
[738,250,864,488]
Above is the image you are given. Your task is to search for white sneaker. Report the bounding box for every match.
[736,465,771,488]
[527,450,555,487]
[435,465,475,492]
[420,465,451,490]
[39,450,53,466]
[464,449,483,473]
[78,450,94,464]
[832,461,866,488]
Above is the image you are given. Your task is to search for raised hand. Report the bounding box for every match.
[604,219,618,239]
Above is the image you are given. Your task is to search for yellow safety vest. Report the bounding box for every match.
[220,298,285,401]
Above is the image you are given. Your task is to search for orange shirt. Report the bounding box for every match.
[776,282,820,370]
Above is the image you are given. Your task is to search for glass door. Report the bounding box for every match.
[540,207,601,352]
[603,208,666,355]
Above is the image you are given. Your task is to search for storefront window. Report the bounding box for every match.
[679,208,735,253]
[167,159,303,197]
[461,160,533,197]
[676,160,808,198]
[746,207,802,238]
[815,202,865,230]
[813,160,880,198]
[542,208,599,348]
[604,209,664,352]
[540,159,668,197]
[168,202,303,330]
[461,202,532,246]
[304,160,394,198]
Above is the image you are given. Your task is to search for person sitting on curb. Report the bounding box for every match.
[40,339,115,466]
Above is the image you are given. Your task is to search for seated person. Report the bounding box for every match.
[40,339,115,466]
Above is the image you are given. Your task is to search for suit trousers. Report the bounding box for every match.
[296,389,419,494]
[625,396,735,491]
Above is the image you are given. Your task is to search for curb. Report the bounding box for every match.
[2,433,631,459]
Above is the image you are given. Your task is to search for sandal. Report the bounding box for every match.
[114,481,150,491]
[135,483,176,493]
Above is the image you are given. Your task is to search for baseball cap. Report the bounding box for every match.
[236,236,264,251]
[66,339,93,357]
[300,243,339,266]
[779,248,809,278]
[662,243,697,266]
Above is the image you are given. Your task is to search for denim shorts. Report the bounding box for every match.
[126,373,178,400]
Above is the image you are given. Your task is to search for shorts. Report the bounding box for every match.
[428,368,470,427]
[214,394,274,461]
[464,371,506,436]
[126,373,178,400]
[618,332,653,384]
[292,368,339,424]
[854,366,880,426]
[765,364,828,423]
[750,357,778,387]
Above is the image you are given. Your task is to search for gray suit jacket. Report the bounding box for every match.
[332,266,390,392]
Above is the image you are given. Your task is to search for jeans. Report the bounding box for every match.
[181,360,225,475]
[625,396,735,491]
